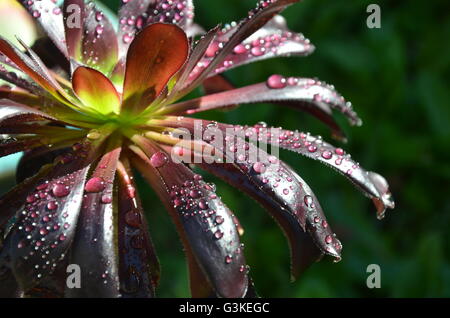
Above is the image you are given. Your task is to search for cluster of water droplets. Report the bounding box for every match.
[8,142,92,281]
[197,124,343,259]
[264,75,360,125]
[120,0,193,45]
[190,28,311,80]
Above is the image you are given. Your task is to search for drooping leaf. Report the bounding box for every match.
[129,137,248,297]
[164,77,361,139]
[194,15,314,78]
[67,145,122,297]
[116,159,160,298]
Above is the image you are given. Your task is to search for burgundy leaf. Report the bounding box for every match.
[158,121,341,278]
[164,25,220,104]
[0,38,75,105]
[0,148,91,291]
[202,74,236,95]
[162,77,361,139]
[0,99,58,127]
[16,147,71,184]
[64,0,118,74]
[66,146,122,297]
[117,0,154,59]
[147,0,194,30]
[18,0,68,58]
[122,23,189,114]
[117,159,160,298]
[237,124,395,218]
[129,138,248,298]
[178,0,301,95]
[194,15,314,79]
[0,64,42,94]
[0,136,46,159]
[24,258,68,297]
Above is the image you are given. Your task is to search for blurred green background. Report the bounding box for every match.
[1,0,449,297]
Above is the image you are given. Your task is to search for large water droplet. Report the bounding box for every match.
[85,177,105,193]
[150,152,168,168]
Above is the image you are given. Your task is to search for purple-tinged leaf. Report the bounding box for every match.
[0,64,42,94]
[117,0,154,60]
[0,99,57,126]
[0,150,91,291]
[165,26,220,103]
[117,159,160,298]
[16,147,70,184]
[194,15,314,78]
[0,93,100,128]
[178,0,300,95]
[147,0,195,30]
[163,77,360,139]
[0,136,46,159]
[67,146,122,297]
[239,124,395,218]
[158,122,340,278]
[24,258,67,297]
[129,138,248,298]
[0,38,77,105]
[0,128,114,292]
[63,1,118,74]
[18,0,68,58]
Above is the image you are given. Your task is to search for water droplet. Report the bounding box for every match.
[125,210,141,228]
[252,162,266,174]
[266,74,286,89]
[150,152,168,168]
[214,230,223,239]
[321,150,332,159]
[304,195,314,208]
[52,184,70,197]
[85,177,105,193]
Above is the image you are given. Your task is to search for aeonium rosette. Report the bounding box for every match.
[0,0,394,298]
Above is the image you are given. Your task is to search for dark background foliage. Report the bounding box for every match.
[2,0,449,297]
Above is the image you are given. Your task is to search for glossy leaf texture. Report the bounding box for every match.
[0,144,92,292]
[0,38,70,102]
[122,23,189,114]
[18,0,68,58]
[147,0,195,32]
[72,66,120,114]
[0,64,42,94]
[231,124,395,218]
[164,76,361,140]
[129,137,249,298]
[179,0,301,95]
[117,0,153,59]
[158,120,342,278]
[63,0,118,74]
[66,145,122,297]
[117,159,160,298]
[192,15,314,79]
